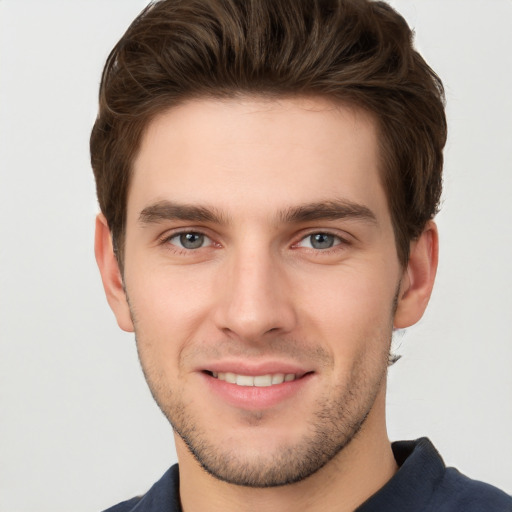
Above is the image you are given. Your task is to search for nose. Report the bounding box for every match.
[213,247,297,342]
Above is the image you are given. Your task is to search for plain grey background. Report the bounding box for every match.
[1,1,511,510]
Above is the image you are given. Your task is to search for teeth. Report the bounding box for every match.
[213,372,297,387]
[253,375,272,387]
[271,374,285,384]
[236,374,255,386]
[224,372,236,384]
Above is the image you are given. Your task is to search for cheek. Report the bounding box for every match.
[124,265,218,370]
[295,264,398,354]
[127,260,215,320]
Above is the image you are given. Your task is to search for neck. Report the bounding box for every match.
[176,386,397,512]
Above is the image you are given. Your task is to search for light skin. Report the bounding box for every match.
[96,96,438,512]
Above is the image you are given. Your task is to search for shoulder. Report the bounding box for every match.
[381,438,512,512]
[430,467,512,511]
[101,464,181,512]
[102,496,142,512]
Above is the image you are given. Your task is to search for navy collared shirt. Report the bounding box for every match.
[103,438,512,511]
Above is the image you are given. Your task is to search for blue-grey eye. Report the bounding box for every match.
[180,232,204,249]
[168,232,210,249]
[298,233,340,250]
[310,233,335,249]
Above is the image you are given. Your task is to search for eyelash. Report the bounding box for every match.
[158,229,351,255]
[159,230,216,255]
[292,231,351,256]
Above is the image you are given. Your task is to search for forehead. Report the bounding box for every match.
[128,96,388,223]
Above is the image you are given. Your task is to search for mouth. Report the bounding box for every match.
[198,361,317,411]
[206,371,300,387]
[201,368,314,409]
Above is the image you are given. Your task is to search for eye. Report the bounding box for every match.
[297,232,342,250]
[167,232,212,250]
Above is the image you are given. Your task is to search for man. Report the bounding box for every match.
[91,0,512,510]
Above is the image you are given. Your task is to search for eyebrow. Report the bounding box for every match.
[138,199,377,226]
[139,200,227,225]
[279,200,378,225]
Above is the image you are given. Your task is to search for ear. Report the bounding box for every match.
[94,214,134,332]
[394,221,439,329]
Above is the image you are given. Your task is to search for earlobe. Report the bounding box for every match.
[394,221,439,329]
[94,214,134,332]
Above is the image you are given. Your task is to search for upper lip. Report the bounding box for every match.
[198,360,312,378]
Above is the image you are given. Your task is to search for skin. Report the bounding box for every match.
[96,96,438,512]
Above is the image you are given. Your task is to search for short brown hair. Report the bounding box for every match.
[90,0,446,269]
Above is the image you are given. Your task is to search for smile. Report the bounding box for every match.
[203,369,314,409]
[211,372,297,387]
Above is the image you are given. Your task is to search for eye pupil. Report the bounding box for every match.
[311,233,334,249]
[180,232,204,249]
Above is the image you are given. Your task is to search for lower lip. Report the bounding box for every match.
[202,372,314,410]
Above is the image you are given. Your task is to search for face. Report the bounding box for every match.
[111,97,410,486]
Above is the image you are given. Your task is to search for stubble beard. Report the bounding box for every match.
[135,331,391,488]
[176,360,387,487]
